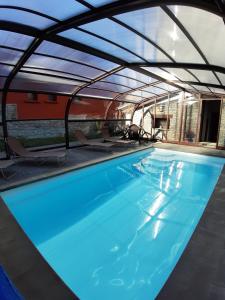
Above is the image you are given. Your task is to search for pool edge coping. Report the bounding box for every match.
[1,142,225,192]
[0,144,153,192]
[0,196,79,300]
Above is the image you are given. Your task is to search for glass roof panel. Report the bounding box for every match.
[84,0,118,6]
[125,91,143,97]
[198,86,212,93]
[0,76,6,89]
[59,29,142,62]
[102,74,144,89]
[0,47,23,64]
[0,30,33,50]
[0,64,13,76]
[25,55,104,79]
[188,69,219,85]
[36,41,118,71]
[217,73,225,86]
[176,82,196,90]
[88,82,131,93]
[155,82,179,92]
[0,0,88,21]
[77,87,118,99]
[116,7,204,64]
[209,87,225,95]
[130,90,156,98]
[20,67,90,82]
[80,18,171,62]
[11,72,82,93]
[163,68,198,82]
[168,6,225,67]
[116,68,157,84]
[181,83,211,93]
[14,72,85,85]
[116,94,144,103]
[140,86,165,95]
[143,67,178,81]
[0,8,56,29]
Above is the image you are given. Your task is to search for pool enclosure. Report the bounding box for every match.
[0,0,225,157]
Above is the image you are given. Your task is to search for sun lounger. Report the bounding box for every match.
[7,137,66,163]
[74,130,114,151]
[0,159,15,179]
[125,124,153,143]
[101,127,137,146]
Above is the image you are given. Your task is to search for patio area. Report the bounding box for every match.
[1,141,225,191]
[0,142,150,190]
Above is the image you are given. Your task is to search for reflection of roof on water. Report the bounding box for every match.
[133,153,176,175]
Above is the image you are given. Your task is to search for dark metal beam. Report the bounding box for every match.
[7,89,72,96]
[19,70,90,83]
[79,0,199,97]
[68,118,131,123]
[0,45,25,52]
[113,81,160,102]
[99,81,138,91]
[0,5,59,22]
[129,62,225,75]
[0,21,41,36]
[48,34,125,66]
[76,27,147,63]
[1,37,42,157]
[162,6,224,88]
[64,65,124,148]
[160,67,199,93]
[111,17,174,62]
[34,52,108,73]
[214,0,225,23]
[47,0,224,35]
[0,62,15,67]
[1,0,222,155]
[128,65,183,91]
[0,22,184,92]
[175,81,225,90]
[6,118,64,122]
[21,66,92,81]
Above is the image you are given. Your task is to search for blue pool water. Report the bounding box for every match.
[2,149,225,300]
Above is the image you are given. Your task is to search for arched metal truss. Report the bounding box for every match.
[0,0,225,153]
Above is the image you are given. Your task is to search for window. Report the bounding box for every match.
[6,104,17,120]
[48,94,57,102]
[27,93,37,101]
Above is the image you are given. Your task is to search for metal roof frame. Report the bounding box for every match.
[0,0,224,154]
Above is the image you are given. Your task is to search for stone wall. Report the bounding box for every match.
[218,99,225,147]
[7,119,127,140]
[167,101,182,141]
[182,101,199,143]
[8,120,65,139]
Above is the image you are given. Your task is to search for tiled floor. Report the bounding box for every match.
[155,142,225,158]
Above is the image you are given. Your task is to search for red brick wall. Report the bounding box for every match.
[6,92,120,120]
[7,92,68,119]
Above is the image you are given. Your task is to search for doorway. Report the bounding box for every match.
[199,100,221,147]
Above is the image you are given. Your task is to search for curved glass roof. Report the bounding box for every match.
[0,0,224,104]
